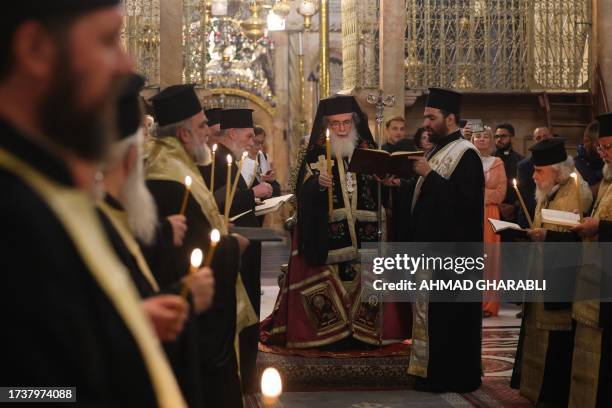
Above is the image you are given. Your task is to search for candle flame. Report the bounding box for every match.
[212,143,218,152]
[242,151,249,159]
[190,248,203,268]
[185,175,192,187]
[326,128,330,140]
[512,178,517,187]
[227,154,233,164]
[210,229,220,243]
[571,172,578,180]
[261,367,282,398]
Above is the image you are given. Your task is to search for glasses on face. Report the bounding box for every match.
[329,120,352,129]
[596,143,612,153]
[494,134,510,139]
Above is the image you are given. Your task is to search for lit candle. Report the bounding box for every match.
[326,129,332,216]
[224,154,232,225]
[571,172,583,220]
[180,248,203,299]
[204,229,220,267]
[210,144,218,192]
[179,176,193,215]
[512,178,533,228]
[261,367,282,408]
[229,151,248,208]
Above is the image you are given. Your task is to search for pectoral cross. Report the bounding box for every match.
[311,155,334,174]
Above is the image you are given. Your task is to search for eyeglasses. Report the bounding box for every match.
[329,120,352,128]
[596,143,612,153]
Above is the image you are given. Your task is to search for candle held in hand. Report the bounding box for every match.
[512,178,533,228]
[325,129,332,216]
[210,144,218,192]
[179,176,193,215]
[204,229,220,267]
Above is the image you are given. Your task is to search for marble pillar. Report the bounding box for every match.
[159,0,183,88]
[379,0,406,127]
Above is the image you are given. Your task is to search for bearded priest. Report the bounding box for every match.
[261,95,411,349]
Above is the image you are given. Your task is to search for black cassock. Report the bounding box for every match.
[146,178,243,407]
[97,194,203,408]
[0,125,158,406]
[407,130,484,393]
[202,142,261,393]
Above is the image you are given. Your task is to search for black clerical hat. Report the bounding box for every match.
[597,113,612,138]
[205,108,223,126]
[317,95,358,117]
[220,109,254,130]
[117,74,145,140]
[150,85,201,127]
[426,88,462,116]
[530,138,567,166]
[3,0,119,30]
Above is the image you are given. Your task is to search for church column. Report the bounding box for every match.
[159,0,183,88]
[379,0,406,126]
[597,0,612,102]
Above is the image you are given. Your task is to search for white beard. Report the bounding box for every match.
[331,128,358,158]
[120,144,158,245]
[535,180,557,204]
[604,163,612,181]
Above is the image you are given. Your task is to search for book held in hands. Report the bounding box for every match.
[348,148,424,179]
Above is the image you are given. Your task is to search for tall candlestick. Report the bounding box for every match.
[326,129,332,216]
[210,144,217,192]
[571,172,583,220]
[229,151,248,208]
[298,31,304,56]
[512,178,533,228]
[204,229,220,267]
[180,248,203,299]
[179,176,192,215]
[224,154,232,225]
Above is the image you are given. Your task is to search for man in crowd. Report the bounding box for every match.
[517,127,554,227]
[263,95,411,350]
[407,88,484,393]
[98,73,217,407]
[494,123,524,224]
[0,1,186,406]
[382,116,416,152]
[570,112,612,407]
[205,107,223,147]
[146,86,253,407]
[515,138,592,406]
[206,108,268,394]
[574,121,604,197]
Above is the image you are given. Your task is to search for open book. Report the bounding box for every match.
[348,148,424,179]
[229,193,294,222]
[541,209,581,227]
[255,193,293,216]
[487,218,528,240]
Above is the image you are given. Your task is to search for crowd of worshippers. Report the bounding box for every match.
[3,2,612,408]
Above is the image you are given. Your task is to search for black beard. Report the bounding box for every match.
[427,123,448,144]
[38,54,119,161]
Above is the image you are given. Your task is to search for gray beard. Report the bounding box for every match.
[604,163,612,181]
[331,128,358,158]
[120,147,158,245]
[535,181,557,204]
[194,142,212,166]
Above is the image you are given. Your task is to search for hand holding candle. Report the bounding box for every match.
[571,172,583,220]
[512,178,533,228]
[179,176,192,215]
[180,248,203,299]
[224,155,232,225]
[210,144,218,192]
[325,129,333,216]
[204,229,220,267]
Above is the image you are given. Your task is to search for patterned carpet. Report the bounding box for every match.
[251,326,530,407]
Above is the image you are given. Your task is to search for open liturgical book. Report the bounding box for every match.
[540,208,581,227]
[348,148,424,179]
[230,193,294,222]
[487,218,528,240]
